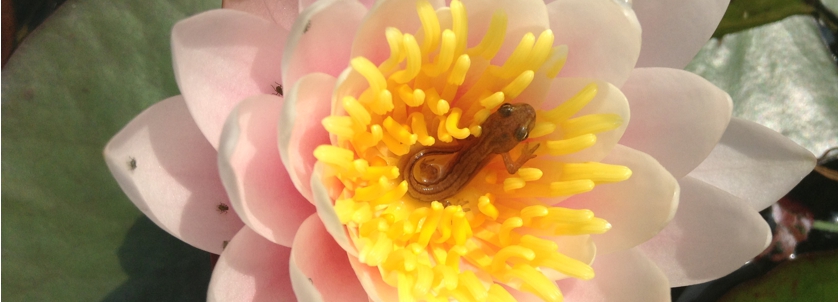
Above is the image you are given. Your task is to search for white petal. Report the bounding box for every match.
[558,247,670,302]
[638,176,772,287]
[633,0,730,69]
[461,0,549,64]
[282,0,367,94]
[347,254,399,302]
[172,9,287,148]
[104,96,244,254]
[689,117,816,210]
[217,95,315,247]
[223,0,300,30]
[537,78,630,163]
[620,68,732,178]
[278,73,336,200]
[290,215,368,302]
[559,145,679,254]
[207,226,295,302]
[545,0,641,87]
[310,162,357,256]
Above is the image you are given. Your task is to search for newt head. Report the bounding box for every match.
[481,103,537,153]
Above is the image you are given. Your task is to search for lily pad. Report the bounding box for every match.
[715,0,813,37]
[719,251,838,301]
[1,0,218,300]
[687,15,838,156]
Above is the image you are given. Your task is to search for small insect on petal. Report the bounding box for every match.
[303,20,312,33]
[222,240,229,249]
[216,203,229,214]
[272,82,283,97]
[128,156,137,171]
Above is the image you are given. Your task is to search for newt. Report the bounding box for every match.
[404,103,540,202]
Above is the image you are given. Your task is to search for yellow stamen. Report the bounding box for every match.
[351,57,386,94]
[502,70,534,99]
[562,162,632,183]
[416,0,440,54]
[383,116,417,145]
[503,177,525,192]
[448,54,471,85]
[313,1,634,301]
[542,83,598,122]
[342,96,371,126]
[450,0,468,56]
[517,168,543,181]
[496,33,535,79]
[561,113,623,138]
[543,133,597,155]
[391,34,422,84]
[477,194,499,220]
[424,29,457,76]
[445,108,471,139]
[487,284,516,302]
[499,217,523,246]
[410,112,436,146]
[379,27,405,73]
[479,92,505,109]
[550,180,596,196]
[459,270,488,301]
[322,116,355,139]
[528,121,556,138]
[467,11,507,59]
[492,246,535,273]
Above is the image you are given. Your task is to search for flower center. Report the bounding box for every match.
[313,1,631,301]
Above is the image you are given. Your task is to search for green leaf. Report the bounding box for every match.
[715,0,813,37]
[719,251,838,301]
[687,15,838,156]
[1,0,218,300]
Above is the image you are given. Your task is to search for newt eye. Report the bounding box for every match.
[498,103,513,117]
[514,125,529,141]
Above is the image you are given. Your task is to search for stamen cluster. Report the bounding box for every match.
[313,1,632,301]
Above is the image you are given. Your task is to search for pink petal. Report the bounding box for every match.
[538,78,630,163]
[104,96,244,254]
[545,0,641,87]
[172,9,288,149]
[311,162,357,255]
[289,215,368,302]
[348,254,399,302]
[300,0,376,11]
[461,0,549,64]
[620,68,732,178]
[638,176,772,287]
[633,0,729,69]
[222,0,300,30]
[356,0,376,8]
[281,0,367,93]
[558,247,670,301]
[350,0,445,64]
[217,94,315,247]
[299,0,318,11]
[560,145,679,254]
[689,117,816,210]
[278,73,336,200]
[208,226,296,302]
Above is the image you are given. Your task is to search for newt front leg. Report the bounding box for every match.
[501,142,540,174]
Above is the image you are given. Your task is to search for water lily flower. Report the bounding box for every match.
[103,0,816,301]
